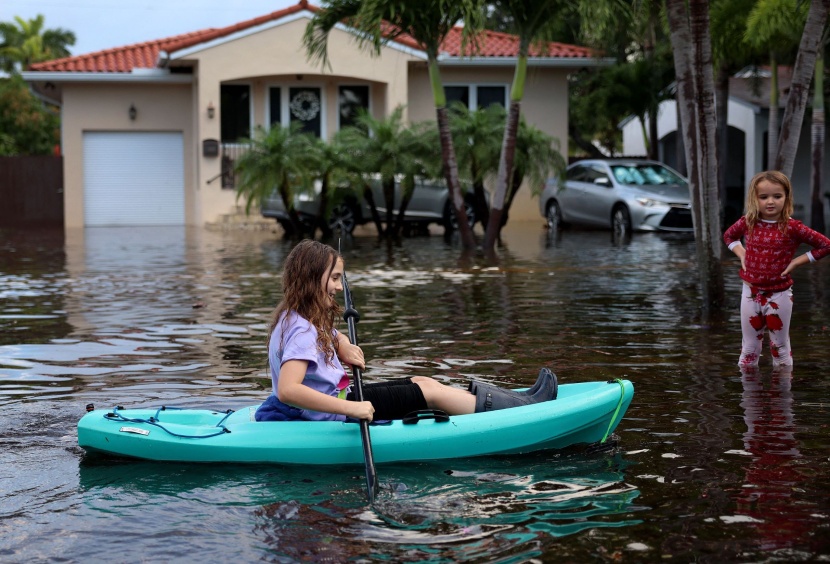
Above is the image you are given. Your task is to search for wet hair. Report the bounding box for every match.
[268,240,344,366]
[744,170,793,234]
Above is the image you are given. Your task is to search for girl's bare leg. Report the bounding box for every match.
[411,376,476,415]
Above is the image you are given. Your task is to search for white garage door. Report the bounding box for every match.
[83,132,185,226]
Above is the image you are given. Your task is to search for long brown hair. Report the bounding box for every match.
[744,170,793,234]
[268,240,343,366]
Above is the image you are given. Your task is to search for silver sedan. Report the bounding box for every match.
[539,159,693,235]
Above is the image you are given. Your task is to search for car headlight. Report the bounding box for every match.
[636,197,666,207]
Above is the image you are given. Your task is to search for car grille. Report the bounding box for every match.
[659,205,693,229]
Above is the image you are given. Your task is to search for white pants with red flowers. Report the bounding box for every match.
[739,284,794,368]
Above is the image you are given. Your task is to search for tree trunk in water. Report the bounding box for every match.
[810,53,826,234]
[483,99,521,254]
[436,105,476,249]
[774,0,829,177]
[392,174,415,238]
[666,0,725,319]
[362,183,384,236]
[317,174,333,238]
[427,53,475,250]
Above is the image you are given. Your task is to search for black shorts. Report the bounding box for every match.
[346,378,427,420]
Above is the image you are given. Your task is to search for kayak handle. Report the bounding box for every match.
[402,409,450,425]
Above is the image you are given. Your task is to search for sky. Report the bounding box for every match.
[2,0,299,57]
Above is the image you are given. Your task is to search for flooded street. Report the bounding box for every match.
[1,222,829,562]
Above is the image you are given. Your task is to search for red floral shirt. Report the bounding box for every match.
[723,217,830,293]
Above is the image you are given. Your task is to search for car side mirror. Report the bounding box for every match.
[594,177,611,187]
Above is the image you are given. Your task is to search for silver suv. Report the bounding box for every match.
[261,177,479,235]
[539,159,693,235]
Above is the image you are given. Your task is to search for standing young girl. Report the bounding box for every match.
[723,170,830,368]
[255,240,557,422]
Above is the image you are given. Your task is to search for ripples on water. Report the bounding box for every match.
[1,224,829,562]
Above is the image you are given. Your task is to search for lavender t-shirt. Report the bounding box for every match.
[269,311,348,421]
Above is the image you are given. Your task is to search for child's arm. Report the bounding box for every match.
[335,331,365,369]
[728,241,746,271]
[277,359,374,420]
[783,222,830,276]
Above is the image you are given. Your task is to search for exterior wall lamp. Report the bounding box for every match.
[207,102,215,119]
[128,104,137,120]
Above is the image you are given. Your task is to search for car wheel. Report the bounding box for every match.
[612,205,632,236]
[444,199,476,231]
[328,203,357,234]
[546,200,562,231]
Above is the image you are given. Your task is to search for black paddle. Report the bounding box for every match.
[341,270,379,503]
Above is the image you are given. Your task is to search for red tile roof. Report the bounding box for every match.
[29,1,594,74]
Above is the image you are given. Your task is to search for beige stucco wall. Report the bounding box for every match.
[408,64,570,222]
[182,16,418,224]
[60,82,194,228]
[53,12,577,229]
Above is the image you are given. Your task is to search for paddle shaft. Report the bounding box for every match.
[342,272,379,503]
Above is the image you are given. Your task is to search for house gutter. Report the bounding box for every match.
[20,70,193,84]
[436,55,615,68]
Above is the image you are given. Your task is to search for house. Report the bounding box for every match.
[620,67,829,226]
[22,0,601,230]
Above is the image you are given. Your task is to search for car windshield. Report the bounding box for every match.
[610,165,686,186]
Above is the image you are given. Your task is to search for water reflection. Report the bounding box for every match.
[736,367,817,553]
[76,450,641,563]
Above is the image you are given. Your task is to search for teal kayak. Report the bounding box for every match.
[77,379,633,464]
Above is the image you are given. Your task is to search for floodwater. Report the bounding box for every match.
[1,222,829,562]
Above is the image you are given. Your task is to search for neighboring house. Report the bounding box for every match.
[621,67,829,226]
[21,0,601,229]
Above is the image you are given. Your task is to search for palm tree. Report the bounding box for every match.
[773,0,829,177]
[0,15,75,73]
[501,119,566,232]
[665,0,724,318]
[809,30,827,233]
[710,0,757,218]
[336,106,425,238]
[449,101,505,229]
[234,123,319,238]
[303,0,483,250]
[482,0,565,255]
[744,0,806,170]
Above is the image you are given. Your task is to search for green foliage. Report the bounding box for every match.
[515,118,565,196]
[0,75,59,155]
[0,14,75,73]
[233,122,319,214]
[745,0,807,58]
[449,101,505,184]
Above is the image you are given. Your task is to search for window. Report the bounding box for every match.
[339,85,369,129]
[220,84,251,143]
[445,86,470,108]
[289,87,322,137]
[477,86,506,109]
[268,87,281,128]
[445,85,507,110]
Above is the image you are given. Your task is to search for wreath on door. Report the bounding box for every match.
[290,91,320,122]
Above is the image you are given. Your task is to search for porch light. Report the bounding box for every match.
[207,102,215,119]
[128,104,137,120]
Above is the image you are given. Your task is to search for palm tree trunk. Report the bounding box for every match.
[768,54,779,169]
[715,65,730,221]
[810,52,826,233]
[666,0,724,318]
[774,0,829,176]
[484,98,521,253]
[393,174,415,237]
[428,56,476,249]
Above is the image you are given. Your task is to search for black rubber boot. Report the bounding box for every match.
[469,368,557,398]
[474,370,558,412]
